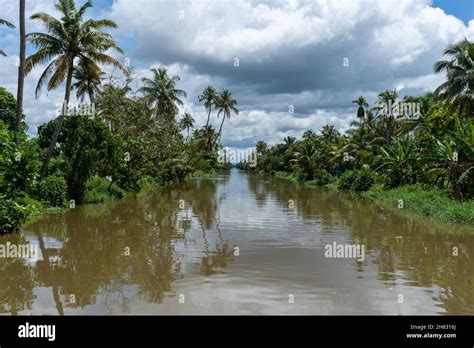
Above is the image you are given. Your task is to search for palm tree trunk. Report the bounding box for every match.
[204,108,211,128]
[216,114,226,146]
[39,59,75,181]
[15,0,25,142]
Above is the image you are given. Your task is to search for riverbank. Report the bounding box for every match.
[18,170,221,230]
[363,184,474,225]
[261,170,474,228]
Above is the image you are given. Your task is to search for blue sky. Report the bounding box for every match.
[432,0,473,25]
[0,0,473,148]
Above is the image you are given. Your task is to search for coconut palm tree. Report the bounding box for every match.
[195,125,217,153]
[179,112,195,139]
[139,67,187,120]
[434,38,474,118]
[339,126,385,170]
[256,141,269,156]
[215,89,238,145]
[291,142,318,176]
[0,19,15,56]
[72,63,103,103]
[302,130,317,141]
[26,0,124,180]
[283,136,296,147]
[352,96,368,125]
[321,125,340,144]
[375,89,399,143]
[199,86,217,128]
[15,0,26,139]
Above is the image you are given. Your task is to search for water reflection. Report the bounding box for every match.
[0,169,473,314]
[245,172,474,314]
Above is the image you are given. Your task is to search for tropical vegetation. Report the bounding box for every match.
[0,0,236,233]
[238,38,474,225]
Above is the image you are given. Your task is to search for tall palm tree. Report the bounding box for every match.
[15,0,26,139]
[72,63,102,103]
[26,0,124,180]
[215,89,238,145]
[376,89,399,143]
[179,112,195,139]
[199,86,217,128]
[434,38,474,118]
[139,67,187,120]
[0,19,15,56]
[352,96,368,125]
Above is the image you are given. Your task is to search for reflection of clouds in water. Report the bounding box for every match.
[2,169,473,315]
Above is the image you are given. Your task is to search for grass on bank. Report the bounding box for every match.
[271,171,474,226]
[363,184,474,225]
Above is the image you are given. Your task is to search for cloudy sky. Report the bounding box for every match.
[0,0,473,148]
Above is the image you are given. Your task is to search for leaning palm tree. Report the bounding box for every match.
[139,67,187,120]
[72,63,103,103]
[0,19,15,56]
[199,86,217,128]
[215,89,238,145]
[26,0,125,180]
[352,96,368,125]
[434,38,474,118]
[179,112,195,139]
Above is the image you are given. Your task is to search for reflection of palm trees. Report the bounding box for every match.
[251,172,474,313]
[36,231,64,315]
[197,219,233,277]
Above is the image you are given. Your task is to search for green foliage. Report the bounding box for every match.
[313,169,335,186]
[351,170,375,192]
[0,197,29,233]
[38,116,123,203]
[337,170,374,192]
[37,175,68,207]
[375,137,419,188]
[337,170,358,190]
[2,139,41,195]
[84,176,125,204]
[0,87,16,130]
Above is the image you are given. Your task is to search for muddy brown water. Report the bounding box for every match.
[1,169,473,315]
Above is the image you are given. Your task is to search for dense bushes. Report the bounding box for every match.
[337,171,358,190]
[0,198,29,233]
[37,175,68,207]
[322,170,374,192]
[313,169,335,186]
[351,171,375,192]
[84,176,125,204]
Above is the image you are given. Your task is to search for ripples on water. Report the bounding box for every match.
[0,169,473,315]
